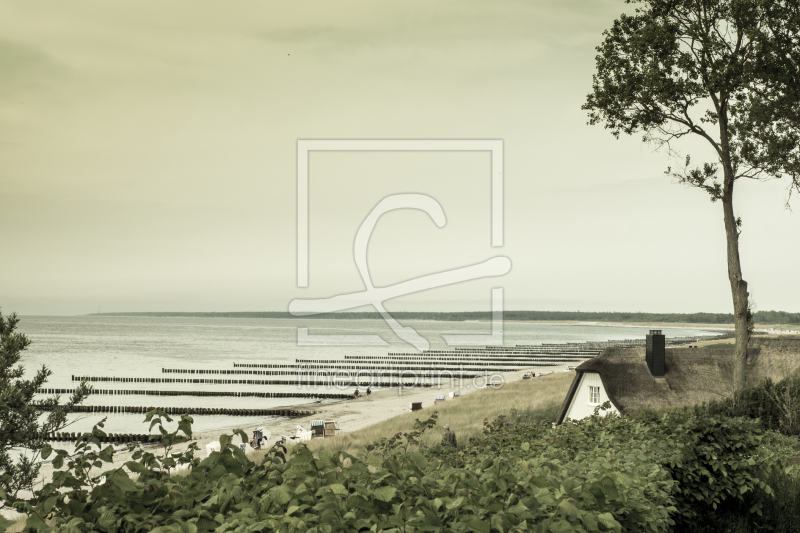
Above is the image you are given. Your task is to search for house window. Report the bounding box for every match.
[588,385,600,405]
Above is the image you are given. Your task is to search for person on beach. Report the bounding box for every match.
[366,386,371,397]
[354,388,360,398]
[443,424,457,447]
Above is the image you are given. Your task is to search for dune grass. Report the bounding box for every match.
[304,371,575,454]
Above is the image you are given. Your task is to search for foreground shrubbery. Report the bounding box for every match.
[2,404,796,533]
[431,405,795,530]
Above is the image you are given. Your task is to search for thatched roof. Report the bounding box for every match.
[746,337,800,384]
[556,338,800,424]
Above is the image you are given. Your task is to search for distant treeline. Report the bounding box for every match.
[90,310,800,324]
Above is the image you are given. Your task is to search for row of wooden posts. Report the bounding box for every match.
[73,375,448,385]
[341,355,585,363]
[65,377,439,388]
[38,388,356,400]
[163,367,511,374]
[46,432,153,443]
[40,404,316,417]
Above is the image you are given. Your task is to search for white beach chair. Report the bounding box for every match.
[295,424,314,442]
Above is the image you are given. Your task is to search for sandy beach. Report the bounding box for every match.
[116,362,567,455]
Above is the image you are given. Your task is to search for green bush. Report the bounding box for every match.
[652,413,780,525]
[678,468,800,533]
[4,409,677,532]
[668,431,800,532]
[434,405,785,528]
[1,405,790,532]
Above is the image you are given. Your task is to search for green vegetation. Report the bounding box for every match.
[3,399,798,532]
[89,310,800,325]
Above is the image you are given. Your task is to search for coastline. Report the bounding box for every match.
[500,319,734,331]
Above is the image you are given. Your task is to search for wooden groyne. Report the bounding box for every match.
[159,368,499,377]
[292,360,573,368]
[40,387,355,400]
[70,377,437,388]
[38,404,315,417]
[234,360,573,368]
[45,432,154,443]
[339,355,586,363]
[168,365,538,373]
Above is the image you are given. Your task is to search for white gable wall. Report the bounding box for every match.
[564,372,619,422]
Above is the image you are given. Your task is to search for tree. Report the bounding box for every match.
[0,310,90,503]
[583,0,800,392]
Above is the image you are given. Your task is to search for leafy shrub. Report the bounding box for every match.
[677,467,800,533]
[436,404,786,528]
[4,409,676,532]
[585,408,786,524]
[672,431,800,532]
[1,404,790,532]
[652,413,781,525]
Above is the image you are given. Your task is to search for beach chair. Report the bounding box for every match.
[311,420,325,438]
[295,425,314,442]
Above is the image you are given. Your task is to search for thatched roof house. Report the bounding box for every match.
[556,335,800,424]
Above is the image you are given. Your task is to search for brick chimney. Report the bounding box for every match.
[646,329,666,377]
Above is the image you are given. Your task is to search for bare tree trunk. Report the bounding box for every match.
[721,172,749,393]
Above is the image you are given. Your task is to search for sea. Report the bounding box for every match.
[17,315,723,440]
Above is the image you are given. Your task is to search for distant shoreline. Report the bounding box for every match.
[79,310,800,326]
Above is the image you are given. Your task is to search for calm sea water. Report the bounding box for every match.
[17,315,720,438]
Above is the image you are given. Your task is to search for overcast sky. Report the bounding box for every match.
[1,0,798,316]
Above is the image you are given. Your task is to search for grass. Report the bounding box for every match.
[702,342,737,350]
[304,371,575,454]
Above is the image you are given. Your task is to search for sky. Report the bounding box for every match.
[1,0,798,316]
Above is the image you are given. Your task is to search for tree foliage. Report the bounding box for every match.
[584,0,800,190]
[0,310,90,502]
